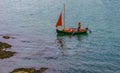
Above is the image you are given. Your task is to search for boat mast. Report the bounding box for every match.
[63,4,65,29]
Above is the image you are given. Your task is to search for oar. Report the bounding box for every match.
[72,31,75,35]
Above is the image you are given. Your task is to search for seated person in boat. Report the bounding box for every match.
[77,22,88,32]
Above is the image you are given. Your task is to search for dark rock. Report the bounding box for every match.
[3,36,10,39]
[0,42,11,50]
[36,67,48,73]
[0,42,15,59]
[10,68,35,73]
[10,67,48,73]
[0,51,16,59]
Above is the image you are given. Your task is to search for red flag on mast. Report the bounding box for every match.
[56,12,62,27]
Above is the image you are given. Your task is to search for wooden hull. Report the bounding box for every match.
[56,28,87,35]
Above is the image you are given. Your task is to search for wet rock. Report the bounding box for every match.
[0,51,16,59]
[10,67,48,73]
[0,42,11,50]
[10,68,35,73]
[0,42,15,59]
[2,35,15,39]
[36,67,48,73]
[3,36,10,39]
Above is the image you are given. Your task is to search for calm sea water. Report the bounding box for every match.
[0,0,120,73]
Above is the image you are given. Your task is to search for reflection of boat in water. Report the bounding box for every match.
[56,33,88,55]
[55,4,89,35]
[56,37,65,56]
[57,32,88,41]
[57,32,88,36]
[56,37,65,49]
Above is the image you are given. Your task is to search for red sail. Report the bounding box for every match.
[56,12,62,27]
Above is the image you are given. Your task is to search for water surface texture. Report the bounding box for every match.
[0,0,120,73]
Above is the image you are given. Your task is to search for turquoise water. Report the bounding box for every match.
[0,0,120,73]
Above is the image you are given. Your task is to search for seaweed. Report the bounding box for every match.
[0,42,15,59]
[10,67,48,73]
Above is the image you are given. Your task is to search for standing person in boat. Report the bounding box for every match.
[77,22,81,32]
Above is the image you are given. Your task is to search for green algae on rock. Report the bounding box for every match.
[3,36,10,39]
[0,51,15,59]
[36,67,48,73]
[0,42,15,59]
[10,67,48,73]
[2,35,15,39]
[0,42,11,50]
[10,68,35,73]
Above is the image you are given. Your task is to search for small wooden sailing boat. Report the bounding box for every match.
[56,4,88,35]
